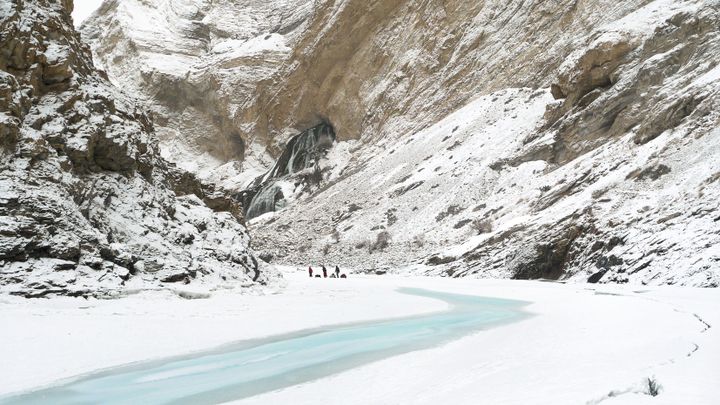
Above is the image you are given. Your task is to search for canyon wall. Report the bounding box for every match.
[84,0,720,286]
[0,0,271,297]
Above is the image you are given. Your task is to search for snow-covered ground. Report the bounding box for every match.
[71,0,103,26]
[1,270,717,404]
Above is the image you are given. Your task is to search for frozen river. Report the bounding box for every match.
[1,288,529,404]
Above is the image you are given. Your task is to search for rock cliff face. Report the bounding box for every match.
[85,0,720,286]
[81,0,315,189]
[0,0,268,297]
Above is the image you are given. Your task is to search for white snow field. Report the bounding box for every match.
[0,270,717,404]
[71,0,103,26]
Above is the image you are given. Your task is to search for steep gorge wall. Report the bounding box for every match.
[85,0,720,286]
[81,0,316,188]
[0,0,269,297]
[252,0,649,143]
[81,0,653,185]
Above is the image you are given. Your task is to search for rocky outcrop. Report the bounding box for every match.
[541,2,720,164]
[0,0,268,297]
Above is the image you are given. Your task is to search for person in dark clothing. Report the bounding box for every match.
[322,265,328,278]
[334,266,340,278]
[330,273,337,278]
[340,274,347,278]
[308,266,313,277]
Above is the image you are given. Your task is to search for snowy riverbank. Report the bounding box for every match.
[1,271,718,404]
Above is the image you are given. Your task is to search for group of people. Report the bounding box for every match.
[308,265,347,279]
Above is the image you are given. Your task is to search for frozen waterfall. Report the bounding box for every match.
[240,123,336,219]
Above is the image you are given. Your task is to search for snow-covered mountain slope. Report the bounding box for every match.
[84,0,720,286]
[0,0,273,297]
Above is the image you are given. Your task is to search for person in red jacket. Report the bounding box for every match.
[308,266,313,277]
[322,265,328,278]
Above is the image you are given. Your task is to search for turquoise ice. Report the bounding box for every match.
[2,288,529,404]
